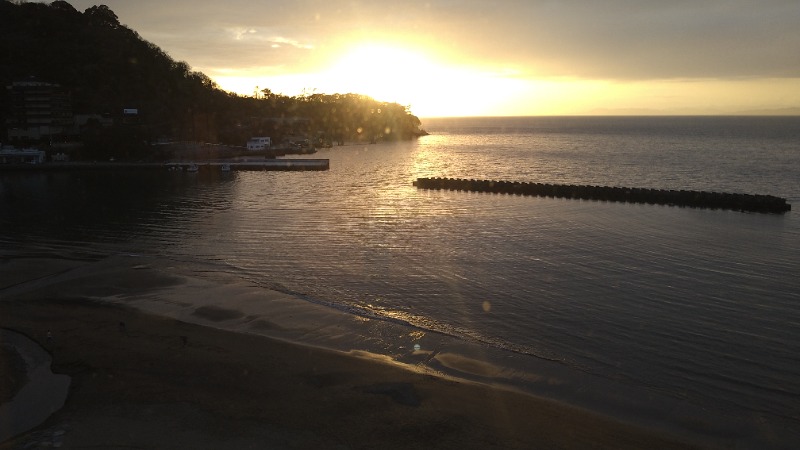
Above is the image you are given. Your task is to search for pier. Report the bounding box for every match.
[413,177,791,214]
[0,159,329,172]
[165,160,329,171]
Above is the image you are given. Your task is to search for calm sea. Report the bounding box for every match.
[2,116,799,447]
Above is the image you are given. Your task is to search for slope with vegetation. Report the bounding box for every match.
[0,1,425,160]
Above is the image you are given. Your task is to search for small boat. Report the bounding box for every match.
[186,163,199,172]
[220,163,231,172]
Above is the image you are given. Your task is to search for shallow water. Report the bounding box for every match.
[2,116,799,446]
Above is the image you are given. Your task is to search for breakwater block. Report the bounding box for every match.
[413,178,791,214]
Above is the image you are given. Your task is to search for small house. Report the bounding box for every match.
[247,137,271,151]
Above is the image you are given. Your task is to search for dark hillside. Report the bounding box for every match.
[0,1,424,159]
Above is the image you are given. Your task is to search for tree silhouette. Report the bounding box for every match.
[84,4,119,28]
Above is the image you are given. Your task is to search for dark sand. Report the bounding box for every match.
[0,258,705,449]
[0,347,27,403]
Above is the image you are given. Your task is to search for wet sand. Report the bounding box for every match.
[0,346,26,404]
[0,257,703,449]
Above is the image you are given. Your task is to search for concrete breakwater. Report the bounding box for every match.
[413,177,791,214]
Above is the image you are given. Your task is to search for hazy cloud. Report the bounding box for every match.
[269,37,315,50]
[228,27,257,41]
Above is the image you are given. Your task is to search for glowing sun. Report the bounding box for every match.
[321,44,522,117]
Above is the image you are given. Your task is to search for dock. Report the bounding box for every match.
[0,159,329,172]
[414,177,791,214]
[165,160,329,171]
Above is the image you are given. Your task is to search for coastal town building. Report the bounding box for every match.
[246,136,271,151]
[122,108,140,124]
[0,146,47,164]
[5,81,73,143]
[74,113,113,129]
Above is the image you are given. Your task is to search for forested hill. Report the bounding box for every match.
[0,1,425,155]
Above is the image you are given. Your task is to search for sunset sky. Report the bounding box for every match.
[68,0,800,117]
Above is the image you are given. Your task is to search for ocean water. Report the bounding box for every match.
[2,116,799,447]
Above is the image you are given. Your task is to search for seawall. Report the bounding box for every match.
[413,177,791,214]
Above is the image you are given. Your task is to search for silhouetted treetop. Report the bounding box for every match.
[84,4,120,27]
[50,1,79,14]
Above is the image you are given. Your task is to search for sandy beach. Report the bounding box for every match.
[0,257,703,449]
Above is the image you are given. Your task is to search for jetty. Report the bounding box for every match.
[413,177,791,214]
[0,159,329,172]
[165,160,329,171]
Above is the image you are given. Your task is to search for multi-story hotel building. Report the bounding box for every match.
[5,80,73,143]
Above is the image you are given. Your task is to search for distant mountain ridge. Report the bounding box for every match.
[588,107,800,116]
[731,107,800,116]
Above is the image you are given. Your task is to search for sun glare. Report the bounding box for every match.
[212,43,532,118]
[324,44,428,104]
[320,44,523,117]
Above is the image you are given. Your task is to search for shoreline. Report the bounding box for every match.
[0,255,722,448]
[0,300,699,449]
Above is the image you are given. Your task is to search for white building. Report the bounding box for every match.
[0,146,47,164]
[246,136,271,151]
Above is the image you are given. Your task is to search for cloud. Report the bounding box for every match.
[269,37,315,50]
[228,27,257,41]
[222,28,313,48]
